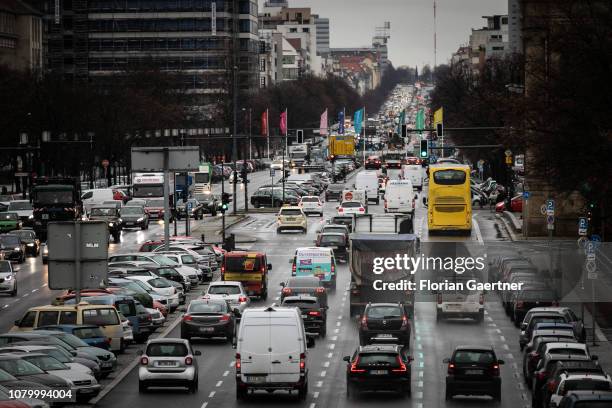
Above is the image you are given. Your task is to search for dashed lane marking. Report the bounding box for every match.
[418,371,424,377]
[208,391,215,398]
[416,391,423,399]
[323,361,330,368]
[327,353,333,359]
[215,381,223,387]
[328,343,335,350]
[495,328,502,334]
[309,403,316,408]
[500,336,506,342]
[21,293,29,298]
[200,403,208,408]
[331,336,338,341]
[230,361,235,367]
[223,370,229,377]
[2,305,8,309]
[313,392,319,399]
[503,344,510,350]
[336,322,341,327]
[320,371,326,377]
[417,381,423,388]
[31,289,38,293]
[334,329,339,334]
[316,381,323,388]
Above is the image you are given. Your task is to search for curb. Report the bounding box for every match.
[496,213,519,242]
[502,210,522,233]
[215,215,251,236]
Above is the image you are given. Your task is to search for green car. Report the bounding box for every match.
[0,212,21,233]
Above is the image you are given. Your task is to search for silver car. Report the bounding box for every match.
[139,338,200,393]
[0,260,17,296]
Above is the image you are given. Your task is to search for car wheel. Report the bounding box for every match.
[10,286,17,297]
[141,224,146,230]
[298,381,308,400]
[188,379,197,393]
[476,310,484,323]
[139,382,148,393]
[320,324,326,338]
[436,312,442,322]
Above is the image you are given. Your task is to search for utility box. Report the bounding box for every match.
[47,221,109,290]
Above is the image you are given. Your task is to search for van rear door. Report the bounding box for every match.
[239,318,271,383]
[269,319,301,383]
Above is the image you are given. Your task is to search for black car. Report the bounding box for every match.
[444,345,504,402]
[315,232,348,263]
[280,276,328,308]
[359,303,411,348]
[180,298,236,342]
[365,156,382,170]
[344,344,412,398]
[328,215,354,232]
[250,187,299,207]
[88,206,122,243]
[119,205,149,230]
[325,184,345,201]
[282,295,327,337]
[8,229,39,257]
[176,198,205,219]
[0,234,26,263]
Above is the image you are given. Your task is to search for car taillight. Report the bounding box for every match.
[437,294,442,304]
[392,355,407,372]
[479,294,484,305]
[350,357,365,373]
[360,316,368,329]
[331,264,335,274]
[338,207,344,213]
[300,353,306,372]
[384,200,387,208]
[185,356,193,365]
[548,380,558,392]
[552,301,559,306]
[219,314,231,321]
[235,353,241,372]
[447,363,455,375]
[282,287,292,295]
[315,287,325,293]
[516,301,524,309]
[490,364,500,376]
[537,371,549,380]
[140,357,149,365]
[238,296,248,303]
[412,199,416,209]
[221,265,225,279]
[182,314,193,321]
[291,263,296,275]
[358,207,365,212]
[308,311,321,317]
[401,315,409,327]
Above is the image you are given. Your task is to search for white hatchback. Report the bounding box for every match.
[336,201,366,216]
[299,196,324,216]
[204,281,250,314]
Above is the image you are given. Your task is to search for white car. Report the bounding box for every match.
[119,313,134,343]
[337,200,366,216]
[549,372,612,407]
[0,260,17,297]
[109,252,204,282]
[299,196,324,216]
[146,307,165,327]
[0,345,93,376]
[436,279,485,323]
[204,281,250,314]
[270,159,289,170]
[6,200,33,224]
[126,276,180,310]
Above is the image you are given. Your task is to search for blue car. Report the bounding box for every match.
[37,324,110,350]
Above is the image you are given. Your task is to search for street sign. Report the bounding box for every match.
[505,156,513,165]
[547,215,554,225]
[523,191,531,199]
[505,149,512,157]
[577,236,588,248]
[540,204,547,216]
[587,253,596,262]
[588,271,598,280]
[546,199,555,216]
[270,169,275,177]
[578,217,588,236]
[586,260,597,274]
[591,234,602,248]
[187,201,193,211]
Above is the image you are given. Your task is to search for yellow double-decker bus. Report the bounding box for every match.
[427,164,472,234]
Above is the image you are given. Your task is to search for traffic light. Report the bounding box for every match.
[436,122,443,137]
[221,192,230,212]
[420,139,429,158]
[401,124,407,139]
[296,129,304,144]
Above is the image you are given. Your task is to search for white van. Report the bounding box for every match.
[81,188,115,215]
[384,180,417,214]
[402,165,423,190]
[235,306,314,400]
[354,171,379,204]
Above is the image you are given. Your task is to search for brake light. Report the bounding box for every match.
[350,357,366,373]
[308,311,321,317]
[516,301,524,309]
[338,207,344,213]
[185,356,193,365]
[537,371,549,380]
[447,363,455,375]
[401,315,409,327]
[140,357,149,365]
[300,353,306,372]
[331,264,335,274]
[235,353,241,372]
[392,355,407,372]
[479,294,484,305]
[548,380,558,392]
[358,207,365,212]
[238,296,248,303]
[315,287,325,293]
[291,263,296,274]
[490,364,500,376]
[182,314,193,321]
[412,199,416,209]
[219,314,231,321]
[282,287,292,295]
[360,316,368,329]
[221,265,225,279]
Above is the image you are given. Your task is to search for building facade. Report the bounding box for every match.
[0,0,42,72]
[508,0,522,54]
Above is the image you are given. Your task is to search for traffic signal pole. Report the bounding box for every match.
[221,160,226,241]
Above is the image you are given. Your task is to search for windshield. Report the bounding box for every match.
[90,208,118,216]
[151,255,178,266]
[34,190,73,205]
[145,199,165,207]
[10,230,36,239]
[0,213,18,221]
[23,355,68,371]
[121,207,143,215]
[433,169,467,185]
[194,173,209,183]
[367,306,402,318]
[280,209,302,216]
[147,278,171,288]
[0,261,11,273]
[73,326,105,339]
[146,343,187,357]
[287,278,319,288]
[320,235,345,245]
[301,197,319,202]
[225,256,261,272]
[188,302,227,313]
[207,285,241,295]
[341,201,361,208]
[0,358,45,376]
[134,186,164,198]
[453,350,496,364]
[358,353,400,366]
[0,368,16,381]
[0,236,20,246]
[7,202,32,211]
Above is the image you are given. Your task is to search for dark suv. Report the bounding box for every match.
[281,295,327,337]
[444,345,504,402]
[344,344,412,399]
[359,303,411,348]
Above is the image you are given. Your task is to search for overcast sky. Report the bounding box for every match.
[276,0,507,68]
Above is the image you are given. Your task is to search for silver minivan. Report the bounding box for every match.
[234,306,315,400]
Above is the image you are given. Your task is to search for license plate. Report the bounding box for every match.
[370,370,388,375]
[42,214,49,219]
[465,370,483,375]
[377,334,393,338]
[158,361,176,366]
[301,315,308,319]
[246,376,267,383]
[286,217,295,221]
[100,362,112,368]
[125,222,133,226]
[200,327,214,332]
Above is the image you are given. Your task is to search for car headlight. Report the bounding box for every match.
[118,218,122,223]
[27,243,35,246]
[14,247,21,252]
[108,222,114,227]
[28,214,34,219]
[4,275,12,281]
[137,217,144,222]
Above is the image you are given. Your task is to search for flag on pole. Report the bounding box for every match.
[353,108,364,135]
[338,109,345,134]
[280,109,287,136]
[261,109,268,137]
[320,109,328,136]
[433,107,443,127]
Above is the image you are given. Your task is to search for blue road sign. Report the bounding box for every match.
[591,234,602,249]
[578,217,588,236]
[523,191,531,199]
[187,202,193,211]
[546,199,555,216]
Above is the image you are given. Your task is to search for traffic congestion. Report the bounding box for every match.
[0,81,609,408]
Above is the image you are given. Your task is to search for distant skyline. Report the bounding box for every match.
[272,0,507,68]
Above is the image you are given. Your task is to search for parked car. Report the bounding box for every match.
[0,261,17,297]
[0,234,25,263]
[0,213,21,233]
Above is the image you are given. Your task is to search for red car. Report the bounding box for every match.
[495,195,523,212]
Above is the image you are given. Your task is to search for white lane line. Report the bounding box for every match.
[485,316,493,322]
[416,343,422,350]
[327,353,333,359]
[337,315,342,320]
[316,381,323,388]
[418,371,424,377]
[275,296,279,301]
[328,343,335,350]
[417,381,423,388]
[518,382,524,391]
[313,391,319,399]
[418,361,424,368]
[309,403,316,408]
[495,328,502,334]
[472,217,484,244]
[21,293,29,298]
[31,289,38,293]
[500,336,506,342]
[503,344,510,350]
[416,391,423,399]
[230,361,235,367]
[215,381,223,387]
[484,310,489,315]
[223,370,229,377]
[417,403,423,408]
[323,361,330,368]
[320,371,326,377]
[200,403,208,408]
[208,391,216,398]
[512,362,518,370]
[2,305,8,309]
[334,329,340,334]
[506,353,515,359]
[331,336,338,341]
[336,322,341,327]
[418,352,424,359]
[41,283,47,287]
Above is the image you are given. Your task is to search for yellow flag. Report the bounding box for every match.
[433,107,443,126]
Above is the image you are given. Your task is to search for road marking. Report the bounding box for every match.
[473,217,484,244]
[200,403,208,408]
[506,353,514,359]
[503,344,509,350]
[500,335,506,342]
[512,362,518,370]
[328,343,335,350]
[418,371,424,377]
[41,283,47,287]
[216,381,223,387]
[485,316,493,322]
[21,293,28,298]
[337,315,342,320]
[416,336,422,342]
[320,371,326,377]
[496,328,502,334]
[417,404,423,408]
[334,329,339,334]
[416,391,423,399]
[223,370,229,377]
[522,393,527,400]
[31,289,38,293]
[331,336,338,341]
[316,381,323,388]
[484,310,489,315]
[418,361,424,368]
[417,381,423,388]
[275,296,279,301]
[2,305,8,309]
[313,392,319,399]
[208,391,215,398]
[518,382,524,391]
[336,322,341,327]
[309,403,316,408]
[323,361,330,368]
[416,343,422,350]
[418,352,424,359]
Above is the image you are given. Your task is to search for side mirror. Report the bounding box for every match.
[279,281,285,287]
[520,323,527,331]
[497,359,505,365]
[443,358,450,364]
[342,356,351,362]
[233,308,241,318]
[267,263,272,270]
[194,350,202,356]
[414,194,418,200]
[422,197,428,206]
